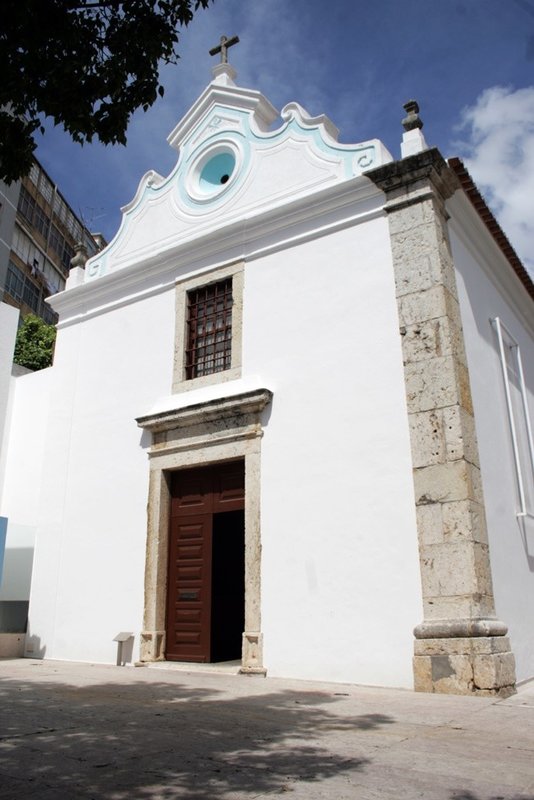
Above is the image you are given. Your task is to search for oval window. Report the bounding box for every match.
[198,152,236,193]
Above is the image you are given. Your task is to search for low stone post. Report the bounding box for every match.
[367,149,516,696]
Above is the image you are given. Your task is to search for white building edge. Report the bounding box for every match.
[0,63,533,695]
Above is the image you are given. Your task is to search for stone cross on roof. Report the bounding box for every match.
[209,34,240,64]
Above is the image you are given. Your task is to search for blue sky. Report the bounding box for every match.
[35,0,534,272]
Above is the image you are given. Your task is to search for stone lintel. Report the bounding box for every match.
[136,389,273,434]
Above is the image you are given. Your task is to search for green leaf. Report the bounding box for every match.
[0,0,216,182]
[13,315,57,371]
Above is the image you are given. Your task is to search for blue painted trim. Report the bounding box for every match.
[85,99,378,279]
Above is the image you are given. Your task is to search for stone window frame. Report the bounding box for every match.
[185,277,233,379]
[173,260,244,393]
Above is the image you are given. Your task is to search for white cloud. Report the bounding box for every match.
[455,86,534,276]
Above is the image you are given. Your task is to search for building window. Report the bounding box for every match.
[5,260,57,321]
[49,224,65,259]
[28,162,40,186]
[33,204,50,239]
[42,304,58,325]
[22,278,40,312]
[492,317,534,519]
[185,279,232,379]
[39,173,54,205]
[61,241,75,272]
[6,262,25,303]
[6,261,41,314]
[18,185,35,224]
[173,261,244,393]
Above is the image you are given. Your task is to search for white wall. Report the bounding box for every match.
[0,303,19,606]
[25,288,176,663]
[0,367,52,608]
[18,212,424,686]
[450,214,534,682]
[245,219,423,687]
[0,303,19,494]
[2,160,426,685]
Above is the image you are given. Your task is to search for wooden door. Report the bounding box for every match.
[166,461,244,662]
[166,514,212,661]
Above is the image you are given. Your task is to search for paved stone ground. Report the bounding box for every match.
[1,659,534,799]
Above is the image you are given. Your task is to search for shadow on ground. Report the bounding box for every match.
[0,672,387,798]
[451,795,534,800]
[3,671,534,800]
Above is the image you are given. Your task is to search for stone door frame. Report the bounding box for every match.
[136,388,272,674]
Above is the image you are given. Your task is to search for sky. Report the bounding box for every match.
[34,0,534,275]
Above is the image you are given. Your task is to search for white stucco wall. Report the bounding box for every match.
[6,67,424,685]
[246,220,423,687]
[15,201,423,685]
[450,203,534,682]
[0,303,19,495]
[24,288,176,663]
[0,302,20,601]
[0,367,52,606]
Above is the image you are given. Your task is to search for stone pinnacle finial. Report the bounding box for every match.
[70,242,88,270]
[402,100,423,131]
[400,100,428,158]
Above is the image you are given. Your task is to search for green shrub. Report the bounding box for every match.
[13,314,56,370]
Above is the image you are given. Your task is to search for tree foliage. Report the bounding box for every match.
[0,0,213,183]
[13,315,57,371]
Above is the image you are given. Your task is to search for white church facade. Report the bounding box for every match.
[1,60,533,695]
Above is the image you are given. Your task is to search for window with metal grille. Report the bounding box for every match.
[185,279,232,379]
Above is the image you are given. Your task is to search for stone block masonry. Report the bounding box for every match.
[368,149,516,696]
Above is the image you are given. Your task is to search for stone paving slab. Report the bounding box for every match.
[0,658,533,799]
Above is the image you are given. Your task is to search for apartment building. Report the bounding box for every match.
[0,159,100,325]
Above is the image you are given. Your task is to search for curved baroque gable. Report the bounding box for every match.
[85,70,392,282]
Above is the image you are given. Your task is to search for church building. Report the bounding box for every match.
[1,49,533,695]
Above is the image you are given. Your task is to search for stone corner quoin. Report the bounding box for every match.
[367,149,517,697]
